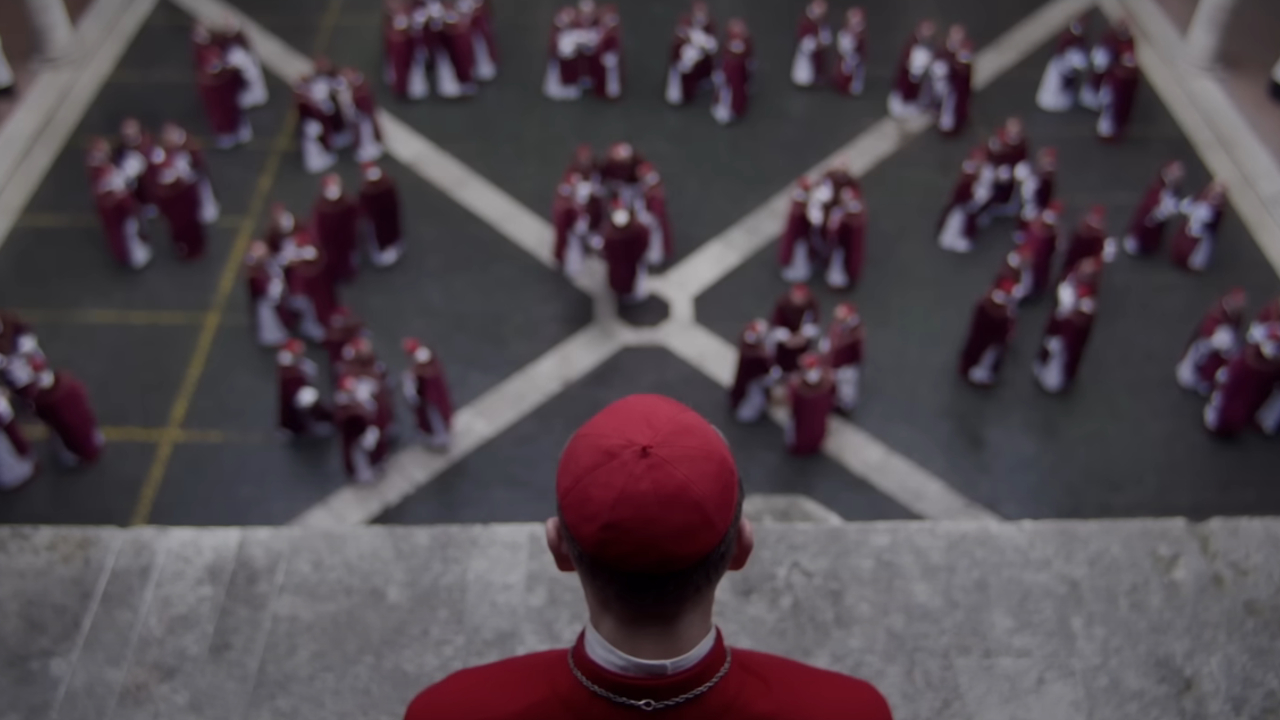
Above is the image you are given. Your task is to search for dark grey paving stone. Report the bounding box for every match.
[0,442,154,525]
[32,322,197,427]
[319,0,1049,264]
[697,39,1280,521]
[617,294,669,326]
[0,226,234,310]
[378,347,915,525]
[148,441,346,526]
[0,528,119,720]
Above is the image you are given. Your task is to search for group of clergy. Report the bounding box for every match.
[777,163,865,290]
[382,0,497,102]
[87,119,221,270]
[542,0,622,102]
[662,3,754,126]
[295,59,385,175]
[0,312,105,491]
[730,284,864,455]
[551,142,673,304]
[1179,292,1280,438]
[192,19,269,150]
[1035,17,1140,141]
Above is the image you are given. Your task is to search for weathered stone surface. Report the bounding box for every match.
[2,520,1279,720]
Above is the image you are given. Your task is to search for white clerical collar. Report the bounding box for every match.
[583,624,716,678]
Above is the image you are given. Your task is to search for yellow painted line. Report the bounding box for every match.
[129,0,345,526]
[19,424,269,444]
[15,213,245,230]
[14,309,212,325]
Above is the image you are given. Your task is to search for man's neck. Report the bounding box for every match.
[586,605,715,663]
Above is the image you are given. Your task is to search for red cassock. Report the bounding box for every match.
[1084,29,1135,106]
[936,49,973,136]
[153,164,205,260]
[1170,194,1225,273]
[1097,61,1139,141]
[339,360,396,432]
[832,26,866,95]
[667,17,717,105]
[323,322,363,372]
[385,11,416,99]
[1034,283,1097,393]
[313,194,361,283]
[405,361,453,442]
[552,186,601,273]
[115,133,158,211]
[778,189,813,269]
[1022,222,1058,299]
[33,372,103,464]
[336,396,388,483]
[936,166,981,252]
[288,238,339,337]
[246,261,290,347]
[470,0,498,67]
[642,185,674,264]
[1060,225,1108,278]
[711,38,750,125]
[729,339,773,414]
[1177,301,1241,395]
[1204,344,1280,437]
[959,287,1016,386]
[198,62,244,139]
[889,36,932,112]
[360,175,402,260]
[443,11,476,87]
[546,16,581,97]
[1017,167,1055,228]
[405,631,892,719]
[602,220,649,298]
[278,359,332,436]
[1124,174,1179,256]
[593,19,623,99]
[824,203,864,289]
[791,14,829,88]
[986,136,1028,214]
[95,179,151,269]
[771,297,821,373]
[788,371,835,455]
[600,153,643,188]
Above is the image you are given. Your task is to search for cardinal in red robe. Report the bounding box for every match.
[888,19,936,119]
[978,117,1029,224]
[823,186,865,290]
[401,338,454,449]
[819,303,864,413]
[787,353,835,455]
[0,390,36,490]
[1019,210,1060,301]
[1034,258,1102,394]
[1177,289,1246,396]
[245,240,291,348]
[340,69,384,163]
[285,230,339,343]
[590,4,623,100]
[334,374,388,483]
[833,8,866,96]
[277,338,333,438]
[28,361,104,467]
[322,307,366,375]
[937,147,990,253]
[729,318,777,424]
[779,176,817,279]
[1203,325,1280,437]
[313,173,361,284]
[769,283,822,373]
[198,46,252,150]
[1123,161,1185,257]
[1080,20,1134,111]
[442,4,478,97]
[1036,16,1090,112]
[637,162,673,267]
[94,167,153,270]
[359,163,404,268]
[790,0,831,88]
[711,18,751,126]
[384,0,429,101]
[152,155,206,261]
[1097,50,1140,142]
[1170,181,1227,273]
[598,200,650,305]
[544,6,582,101]
[160,123,220,226]
[1016,147,1057,231]
[600,141,644,203]
[932,26,972,136]
[338,336,396,437]
[959,270,1019,387]
[457,0,497,82]
[665,2,718,107]
[1060,205,1117,280]
[552,172,602,278]
[115,118,159,218]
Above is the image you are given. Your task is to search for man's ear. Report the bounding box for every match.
[545,517,577,572]
[728,517,754,571]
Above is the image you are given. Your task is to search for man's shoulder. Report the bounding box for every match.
[734,648,893,719]
[404,649,567,720]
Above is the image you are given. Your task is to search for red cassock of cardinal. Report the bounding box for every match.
[711,19,751,125]
[599,200,650,304]
[277,338,334,438]
[823,186,865,290]
[1170,181,1227,273]
[959,272,1019,387]
[1203,325,1280,437]
[790,0,831,88]
[1034,258,1102,394]
[820,303,864,413]
[401,338,454,449]
[1177,289,1246,397]
[28,360,104,468]
[359,163,404,268]
[94,167,153,271]
[1123,161,1185,257]
[730,318,776,424]
[334,374,389,483]
[769,284,822,374]
[313,173,362,284]
[786,352,835,455]
[285,229,340,343]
